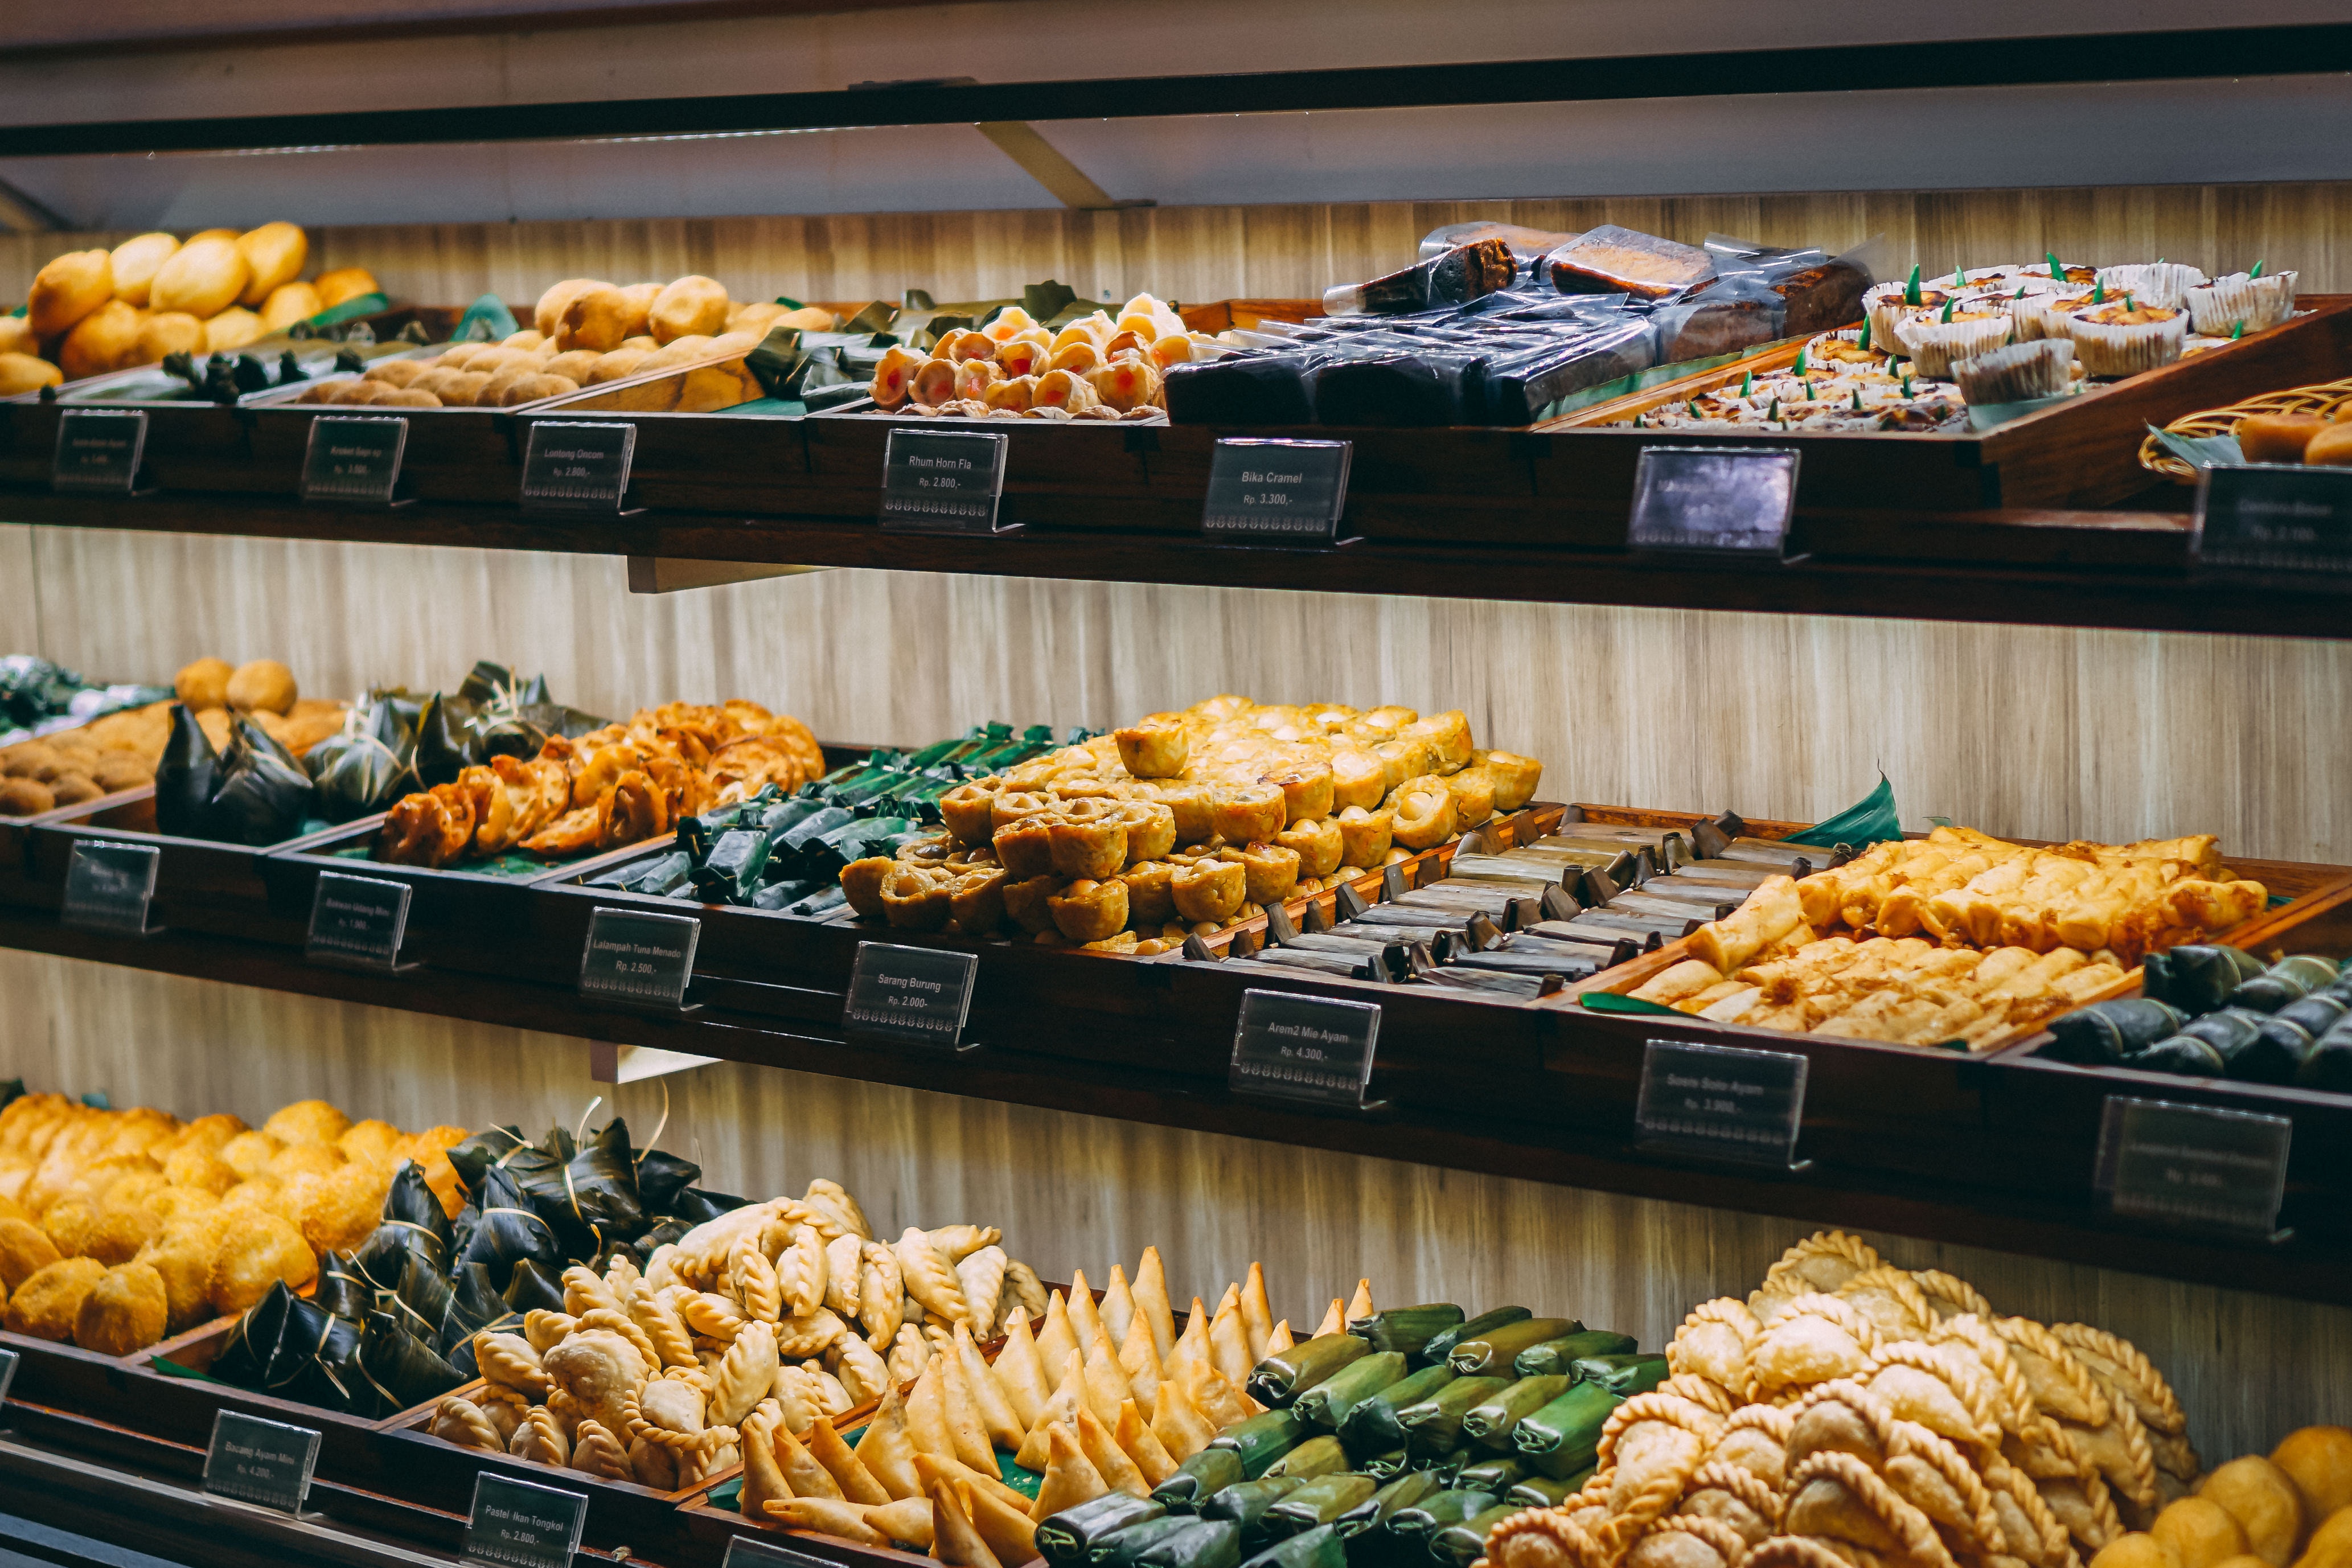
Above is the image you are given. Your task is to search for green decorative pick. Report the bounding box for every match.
[1740,370,1754,397]
[2094,280,2105,304]
[2232,319,2246,340]
[1690,399,1704,419]
[1939,297,1956,323]
[1902,372,1915,397]
[1953,259,1966,286]
[1850,388,1864,412]
[2124,292,2136,312]
[2251,259,2267,278]
[2047,249,2063,280]
[1767,396,1780,422]
[2014,286,2027,298]
[1904,264,1922,306]
[1804,379,1816,400]
[1632,412,1644,428]
[1794,346,1809,375]
[1859,318,1873,351]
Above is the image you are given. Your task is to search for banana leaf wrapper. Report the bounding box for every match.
[1460,1375,1572,1449]
[1430,1503,1523,1568]
[692,827,772,905]
[635,1146,703,1215]
[1418,1307,1531,1369]
[1333,1471,1440,1540]
[1456,1455,1528,1493]
[1344,1304,1464,1359]
[208,1279,302,1390]
[305,699,418,822]
[445,1124,529,1197]
[315,1251,379,1322]
[1512,1382,1623,1477]
[390,1249,455,1343]
[1336,1364,1456,1456]
[1204,1479,1304,1550]
[1356,1448,1410,1483]
[666,1186,750,1225]
[412,692,482,788]
[1265,1475,1378,1539]
[508,1118,646,1259]
[1397,1375,1509,1458]
[441,1260,522,1372]
[1090,1518,1198,1568]
[1512,1330,1637,1378]
[1210,1410,1311,1479]
[1446,1317,1583,1378]
[1039,1491,1167,1566]
[153,703,221,838]
[503,1258,568,1315]
[1569,1353,1668,1397]
[1136,1518,1242,1568]
[358,1308,467,1410]
[1154,1447,1247,1512]
[1386,1490,1498,1546]
[1247,1332,1372,1407]
[210,716,318,845]
[1294,1352,1408,1430]
[1263,1435,1349,1481]
[1241,1523,1347,1568]
[454,1164,565,1294]
[1509,1470,1590,1508]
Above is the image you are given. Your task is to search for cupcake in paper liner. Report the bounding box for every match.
[2093,262,2208,310]
[1804,327,1885,369]
[1895,309,2016,377]
[2012,288,2101,341]
[1953,338,2074,404]
[1864,281,1965,353]
[2066,301,2187,376]
[2185,270,2298,335]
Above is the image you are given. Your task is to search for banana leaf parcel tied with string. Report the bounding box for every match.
[305,697,420,821]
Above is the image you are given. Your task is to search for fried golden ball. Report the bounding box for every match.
[225,659,298,717]
[109,232,180,307]
[2092,1537,2183,1568]
[261,1099,349,1148]
[268,1143,343,1181]
[208,1212,316,1315]
[2205,1458,2306,1567]
[174,658,234,709]
[335,1119,404,1167]
[102,1169,170,1213]
[134,1238,219,1333]
[5,1257,108,1341]
[76,1262,168,1354]
[2300,1509,2352,1568]
[312,267,379,310]
[42,1197,105,1258]
[0,1216,63,1291]
[161,1145,242,1198]
[217,1130,282,1180]
[214,1176,283,1220]
[2273,1430,2352,1545]
[2158,1499,2254,1568]
[141,1184,221,1227]
[235,221,307,306]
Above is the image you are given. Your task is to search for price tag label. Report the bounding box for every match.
[1636,1039,1807,1165]
[202,1409,321,1514]
[520,420,636,511]
[1202,437,1352,543]
[842,941,979,1049]
[1229,988,1381,1111]
[464,1471,588,1568]
[301,414,409,505]
[578,908,699,1009]
[879,426,1011,532]
[2097,1095,2292,1235]
[305,870,413,972]
[52,408,149,495]
[725,1537,838,1568]
[60,840,159,937]
[2192,463,2352,586]
[1627,445,1801,556]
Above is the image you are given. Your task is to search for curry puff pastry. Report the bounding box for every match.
[1489,1230,2193,1568]
[1631,826,2266,1051]
[838,696,1545,954]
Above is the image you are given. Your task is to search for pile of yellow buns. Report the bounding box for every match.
[2093,1427,2352,1568]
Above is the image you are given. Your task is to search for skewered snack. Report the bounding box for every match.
[870,294,1189,421]
[831,698,1542,954]
[0,1092,467,1355]
[373,697,819,869]
[1629,827,2268,1049]
[1484,1229,2200,1568]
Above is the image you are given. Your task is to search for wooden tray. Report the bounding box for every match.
[2137,371,2352,483]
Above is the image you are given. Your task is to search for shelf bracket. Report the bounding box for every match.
[975,121,1154,211]
[625,557,832,594]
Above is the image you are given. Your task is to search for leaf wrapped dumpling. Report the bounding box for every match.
[502,1258,567,1315]
[315,1251,379,1322]
[455,1164,563,1292]
[208,716,318,845]
[153,703,221,838]
[305,699,418,822]
[358,1310,466,1410]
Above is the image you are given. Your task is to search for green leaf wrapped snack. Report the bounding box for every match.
[1397,1374,1512,1457]
[1212,1410,1312,1479]
[1513,1381,1624,1477]
[1240,1524,1347,1568]
[1155,1447,1248,1513]
[1570,1353,1670,1397]
[1419,1307,1532,1369]
[1334,1471,1440,1540]
[1446,1317,1584,1378]
[1204,1479,1306,1550]
[1039,1492,1167,1565]
[1265,1475,1379,1540]
[1461,1375,1573,1448]
[1455,1455,1529,1494]
[1345,1303,1464,1358]
[1337,1364,1457,1455]
[1263,1435,1351,1481]
[1249,1332,1373,1407]
[1510,1472,1589,1507]
[1294,1351,1407,1430]
[1386,1489,1499,1553]
[1431,1503,1524,1568]
[1093,1518,1203,1568]
[1513,1330,1637,1378]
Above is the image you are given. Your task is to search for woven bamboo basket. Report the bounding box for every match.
[2138,373,2352,482]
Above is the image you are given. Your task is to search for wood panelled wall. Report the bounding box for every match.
[6,180,2352,307]
[5,182,2350,1466]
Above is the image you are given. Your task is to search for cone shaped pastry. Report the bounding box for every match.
[930,1478,1004,1568]
[1151,1376,1217,1462]
[776,1423,845,1500]
[740,1406,793,1519]
[1209,1287,1254,1387]
[1312,1300,1344,1339]
[766,1497,889,1546]
[1031,1422,1110,1521]
[914,1453,1034,1517]
[1066,1269,1109,1352]
[1102,1267,1138,1356]
[908,1360,958,1464]
[1115,1398,1180,1487]
[1185,1359,1255,1430]
[1119,1308,1164,1415]
[955,1323,1026,1451]
[1346,1280,1374,1320]
[1165,1298,1212,1384]
[961,1477,1041,1566]
[856,1384,926,1500]
[1239,1265,1274,1363]
[809,1414,890,1507]
[1134,1249,1176,1362]
[1264,1320,1295,1357]
[1036,1292,1081,1380]
[1076,1406,1151,1499]
[1013,1351,1086,1471]
[937,1336,999,1471]
[862,1498,936,1550]
[992,1310,1049,1430]
[1083,1327,1134,1429]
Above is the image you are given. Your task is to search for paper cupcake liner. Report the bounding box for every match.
[2186,272,2298,335]
[1897,313,2017,378]
[2093,262,2209,311]
[1953,339,2074,403]
[2068,313,2187,376]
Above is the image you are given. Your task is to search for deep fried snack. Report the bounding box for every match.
[1387,776,1458,851]
[5,1257,109,1341]
[1171,859,1247,926]
[208,1212,317,1314]
[76,1262,169,1354]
